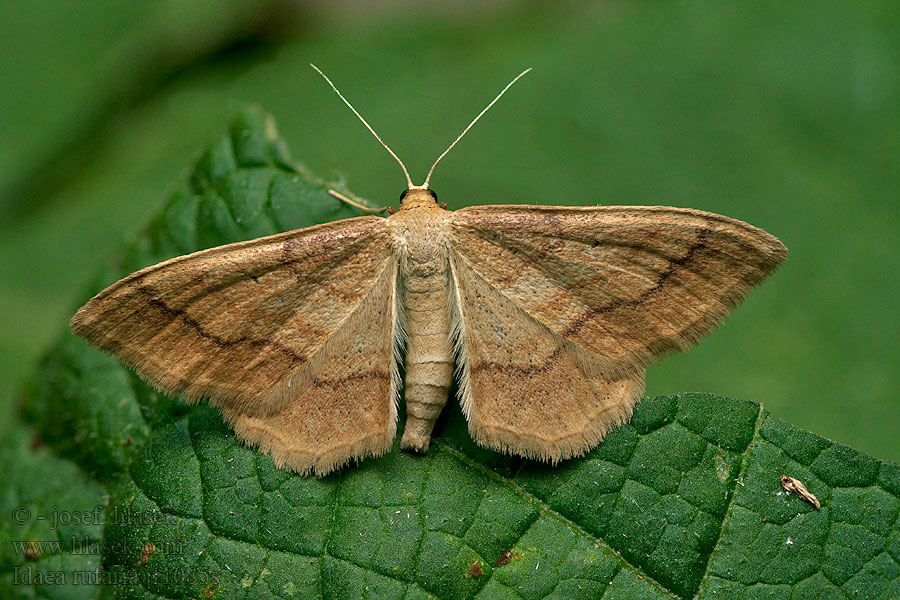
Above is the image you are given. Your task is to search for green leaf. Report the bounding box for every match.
[9,109,900,599]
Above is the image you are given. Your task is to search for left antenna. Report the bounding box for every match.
[311,64,414,189]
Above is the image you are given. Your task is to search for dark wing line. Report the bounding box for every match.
[70,215,393,412]
[449,204,787,373]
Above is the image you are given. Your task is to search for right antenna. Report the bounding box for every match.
[422,68,532,189]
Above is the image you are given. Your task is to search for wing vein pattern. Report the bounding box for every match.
[72,215,400,475]
[448,204,786,461]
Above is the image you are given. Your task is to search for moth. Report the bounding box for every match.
[71,67,787,476]
[781,475,820,508]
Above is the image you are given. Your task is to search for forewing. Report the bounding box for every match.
[450,205,786,377]
[224,258,402,475]
[71,216,394,418]
[449,254,645,461]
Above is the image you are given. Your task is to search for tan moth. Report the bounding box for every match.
[781,475,820,508]
[71,67,787,476]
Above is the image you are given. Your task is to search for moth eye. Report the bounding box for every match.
[427,189,438,202]
[399,189,410,202]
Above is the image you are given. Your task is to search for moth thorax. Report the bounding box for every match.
[399,187,438,209]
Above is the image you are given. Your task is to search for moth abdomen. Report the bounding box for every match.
[399,259,454,453]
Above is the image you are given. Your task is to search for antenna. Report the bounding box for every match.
[312,64,532,191]
[311,64,414,189]
[422,67,531,189]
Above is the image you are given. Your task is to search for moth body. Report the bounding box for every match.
[389,189,454,452]
[70,189,787,476]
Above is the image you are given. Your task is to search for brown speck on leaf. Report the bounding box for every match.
[781,475,820,509]
[137,541,156,565]
[23,540,40,560]
[121,438,133,446]
[29,436,44,450]
[496,549,514,567]
[205,583,217,598]
[467,562,483,578]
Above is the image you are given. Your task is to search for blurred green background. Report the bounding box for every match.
[1,1,897,461]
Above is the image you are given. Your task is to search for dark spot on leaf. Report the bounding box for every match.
[496,548,514,567]
[467,561,483,578]
[137,541,156,565]
[23,540,40,560]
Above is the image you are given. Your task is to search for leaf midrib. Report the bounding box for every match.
[692,402,766,597]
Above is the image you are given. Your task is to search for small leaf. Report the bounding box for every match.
[13,109,900,599]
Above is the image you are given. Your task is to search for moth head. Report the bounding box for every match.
[399,187,438,208]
